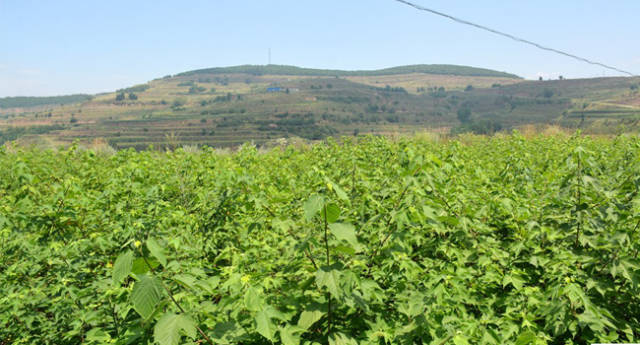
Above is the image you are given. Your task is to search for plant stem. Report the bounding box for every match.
[324,207,330,266]
[366,184,411,276]
[285,228,318,270]
[110,300,119,338]
[436,334,454,345]
[140,250,214,345]
[632,218,640,258]
[323,206,332,335]
[575,157,582,248]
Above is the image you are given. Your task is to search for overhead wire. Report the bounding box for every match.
[393,0,637,77]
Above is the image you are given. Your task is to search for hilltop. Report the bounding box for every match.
[177,64,521,79]
[0,64,639,149]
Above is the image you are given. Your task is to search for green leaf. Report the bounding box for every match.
[279,326,301,345]
[316,266,342,297]
[154,313,197,345]
[297,309,324,330]
[514,331,537,345]
[328,223,359,249]
[324,203,340,223]
[244,286,265,312]
[147,238,167,267]
[255,310,276,341]
[329,332,358,345]
[132,257,150,275]
[112,250,133,285]
[85,328,112,343]
[325,178,349,201]
[173,274,197,289]
[131,275,164,319]
[304,195,325,220]
[453,335,470,345]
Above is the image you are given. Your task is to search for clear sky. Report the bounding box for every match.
[1,0,639,97]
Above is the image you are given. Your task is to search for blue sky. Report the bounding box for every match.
[1,0,639,97]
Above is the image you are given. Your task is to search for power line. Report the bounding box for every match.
[393,0,637,77]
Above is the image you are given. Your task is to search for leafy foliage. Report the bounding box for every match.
[1,134,640,344]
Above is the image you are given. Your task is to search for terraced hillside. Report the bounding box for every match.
[1,64,639,149]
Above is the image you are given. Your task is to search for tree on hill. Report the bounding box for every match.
[115,92,126,101]
[128,93,138,100]
[457,107,472,123]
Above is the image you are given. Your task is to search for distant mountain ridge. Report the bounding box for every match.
[177,64,521,79]
[0,94,93,109]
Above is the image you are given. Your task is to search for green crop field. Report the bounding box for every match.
[1,134,640,344]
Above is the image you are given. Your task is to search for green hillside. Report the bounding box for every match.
[0,94,93,109]
[177,64,521,79]
[1,64,639,149]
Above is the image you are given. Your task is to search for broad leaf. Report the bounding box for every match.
[154,313,197,345]
[132,257,150,275]
[324,203,340,223]
[328,223,359,249]
[279,326,301,345]
[131,275,164,319]
[112,250,133,285]
[329,332,358,345]
[244,286,265,312]
[514,331,537,345]
[147,238,167,267]
[316,266,342,297]
[325,178,349,201]
[297,309,325,330]
[304,195,325,220]
[255,310,276,341]
[453,335,470,345]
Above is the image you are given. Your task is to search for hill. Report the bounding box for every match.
[0,64,639,149]
[177,64,521,79]
[0,94,93,109]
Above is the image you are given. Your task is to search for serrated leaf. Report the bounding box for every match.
[297,309,324,330]
[324,203,340,223]
[244,286,265,312]
[328,223,359,249]
[131,275,164,319]
[279,326,301,345]
[304,195,325,220]
[514,330,537,345]
[325,178,349,201]
[329,332,358,345]
[316,266,342,297]
[255,310,276,341]
[85,328,112,343]
[453,335,470,345]
[333,244,356,255]
[147,238,167,266]
[112,250,133,285]
[132,257,150,275]
[173,274,197,289]
[154,313,197,345]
